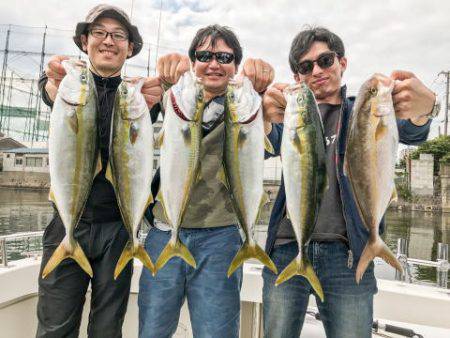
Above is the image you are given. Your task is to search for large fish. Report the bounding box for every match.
[42,59,99,278]
[154,72,204,273]
[276,82,325,302]
[344,74,402,283]
[220,77,277,277]
[107,77,155,279]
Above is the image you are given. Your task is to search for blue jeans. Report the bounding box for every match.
[263,241,377,338]
[138,225,243,338]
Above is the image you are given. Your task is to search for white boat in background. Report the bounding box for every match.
[1,232,450,338]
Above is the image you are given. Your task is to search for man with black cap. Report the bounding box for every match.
[36,4,162,338]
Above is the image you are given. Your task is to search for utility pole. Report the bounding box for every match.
[440,71,450,136]
[0,25,11,133]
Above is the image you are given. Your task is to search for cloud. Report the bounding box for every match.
[0,0,449,136]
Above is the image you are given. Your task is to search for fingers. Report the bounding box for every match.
[241,58,274,93]
[141,76,163,108]
[390,70,416,82]
[262,84,288,124]
[45,55,69,82]
[157,53,190,86]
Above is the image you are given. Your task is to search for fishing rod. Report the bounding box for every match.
[306,309,424,338]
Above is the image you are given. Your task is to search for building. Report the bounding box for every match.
[0,137,26,171]
[2,148,49,173]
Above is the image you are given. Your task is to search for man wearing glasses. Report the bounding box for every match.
[36,5,162,337]
[262,26,437,337]
[138,25,273,338]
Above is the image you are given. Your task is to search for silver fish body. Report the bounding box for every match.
[344,73,402,283]
[222,77,277,277]
[108,77,155,279]
[277,82,326,302]
[43,59,98,278]
[154,72,205,273]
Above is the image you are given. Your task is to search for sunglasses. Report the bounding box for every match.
[297,52,337,75]
[194,51,235,64]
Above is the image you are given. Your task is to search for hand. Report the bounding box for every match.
[156,53,190,88]
[391,70,435,125]
[241,58,274,93]
[45,55,70,102]
[262,83,288,134]
[141,77,163,109]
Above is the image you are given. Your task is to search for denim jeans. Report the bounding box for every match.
[138,225,243,338]
[263,241,377,338]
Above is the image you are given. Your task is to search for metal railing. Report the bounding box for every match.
[395,238,449,289]
[0,231,44,267]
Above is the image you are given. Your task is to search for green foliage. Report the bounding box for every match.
[410,136,450,174]
[396,179,412,201]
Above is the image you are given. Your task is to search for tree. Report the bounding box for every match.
[410,136,450,175]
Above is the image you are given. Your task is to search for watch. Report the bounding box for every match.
[426,95,441,119]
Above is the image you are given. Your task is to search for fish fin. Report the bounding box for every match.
[182,125,191,145]
[154,238,196,274]
[264,135,275,154]
[114,241,155,279]
[256,191,270,222]
[196,163,202,183]
[216,166,230,190]
[238,127,247,148]
[154,130,164,148]
[67,112,79,134]
[375,117,388,141]
[275,256,324,302]
[293,133,304,155]
[343,157,349,177]
[42,238,92,279]
[356,236,403,284]
[105,162,114,185]
[48,189,56,203]
[390,187,398,204]
[146,193,154,208]
[95,155,102,177]
[129,123,138,144]
[227,241,277,277]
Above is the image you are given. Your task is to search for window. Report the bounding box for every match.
[26,157,43,167]
[15,157,22,166]
[6,154,10,158]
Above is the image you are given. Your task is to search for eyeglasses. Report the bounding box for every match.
[194,51,235,64]
[297,52,337,75]
[89,28,128,42]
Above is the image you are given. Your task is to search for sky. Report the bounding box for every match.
[0,0,449,137]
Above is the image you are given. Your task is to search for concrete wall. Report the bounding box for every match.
[0,171,50,189]
[441,163,450,212]
[410,153,434,196]
[264,157,282,182]
[3,153,49,173]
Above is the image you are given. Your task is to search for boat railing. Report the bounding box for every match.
[395,238,449,289]
[0,231,44,267]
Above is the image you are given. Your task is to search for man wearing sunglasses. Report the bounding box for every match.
[261,26,436,338]
[138,24,274,338]
[36,5,162,338]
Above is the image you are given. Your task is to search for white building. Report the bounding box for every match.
[2,148,49,173]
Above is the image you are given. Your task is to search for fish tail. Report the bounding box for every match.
[42,237,92,279]
[356,236,403,284]
[114,241,155,279]
[154,238,196,274]
[227,241,278,277]
[275,256,324,302]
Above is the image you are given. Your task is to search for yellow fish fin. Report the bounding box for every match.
[154,238,196,274]
[227,241,277,277]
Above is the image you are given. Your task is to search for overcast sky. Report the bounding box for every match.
[1,0,449,137]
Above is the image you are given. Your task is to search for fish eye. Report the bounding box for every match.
[80,74,86,81]
[370,87,377,96]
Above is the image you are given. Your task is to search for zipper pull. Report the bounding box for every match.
[347,250,353,269]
